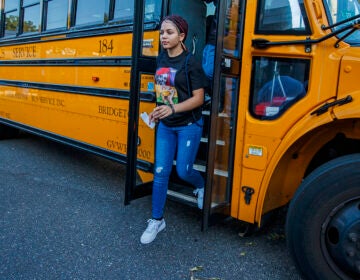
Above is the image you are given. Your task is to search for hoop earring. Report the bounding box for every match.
[180,41,187,51]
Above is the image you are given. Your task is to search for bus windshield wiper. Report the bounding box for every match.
[252,15,360,51]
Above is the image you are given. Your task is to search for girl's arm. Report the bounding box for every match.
[149,88,204,121]
[172,88,204,113]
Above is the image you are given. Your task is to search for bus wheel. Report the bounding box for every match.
[0,124,19,139]
[286,154,360,280]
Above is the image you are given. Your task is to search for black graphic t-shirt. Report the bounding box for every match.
[155,51,208,127]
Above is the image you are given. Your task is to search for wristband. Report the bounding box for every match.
[168,104,175,115]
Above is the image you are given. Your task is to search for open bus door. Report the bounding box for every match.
[124,0,245,231]
[125,0,158,204]
[202,0,244,229]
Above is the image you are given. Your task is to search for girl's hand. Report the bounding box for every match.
[148,110,157,124]
[150,105,173,121]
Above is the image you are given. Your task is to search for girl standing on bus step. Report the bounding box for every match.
[140,15,208,244]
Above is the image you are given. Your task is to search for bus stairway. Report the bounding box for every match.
[166,107,231,208]
[167,158,229,209]
[167,143,229,208]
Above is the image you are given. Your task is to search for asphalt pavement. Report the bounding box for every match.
[0,133,305,280]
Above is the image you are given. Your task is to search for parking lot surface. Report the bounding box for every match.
[0,134,304,280]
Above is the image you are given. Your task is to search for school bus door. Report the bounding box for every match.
[125,0,157,204]
[202,0,244,229]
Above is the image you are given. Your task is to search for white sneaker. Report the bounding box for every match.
[140,218,166,244]
[193,188,204,209]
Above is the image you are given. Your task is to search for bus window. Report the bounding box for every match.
[22,0,41,34]
[256,0,311,35]
[250,57,310,119]
[75,0,108,26]
[144,0,161,22]
[45,0,68,31]
[112,0,161,24]
[114,0,133,23]
[4,1,19,37]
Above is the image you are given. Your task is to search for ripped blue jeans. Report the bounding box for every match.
[152,119,204,219]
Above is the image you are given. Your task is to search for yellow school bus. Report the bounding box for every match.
[0,0,359,279]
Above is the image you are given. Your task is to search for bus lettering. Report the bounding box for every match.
[106,140,150,160]
[98,106,127,118]
[12,45,37,58]
[98,39,114,54]
[106,140,127,152]
[0,111,10,118]
[31,96,65,107]
[137,149,151,160]
[5,92,29,100]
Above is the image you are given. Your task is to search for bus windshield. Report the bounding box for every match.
[255,0,311,35]
[323,0,360,44]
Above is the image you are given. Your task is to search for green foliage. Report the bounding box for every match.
[23,20,38,32]
[5,15,38,33]
[5,15,18,31]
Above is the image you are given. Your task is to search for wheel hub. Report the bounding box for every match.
[325,199,360,277]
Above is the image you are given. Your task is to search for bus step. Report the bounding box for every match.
[172,160,229,177]
[167,184,219,208]
[202,110,230,118]
[200,137,225,146]
[167,189,197,205]
[173,160,206,172]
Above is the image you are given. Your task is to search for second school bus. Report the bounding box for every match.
[0,0,359,279]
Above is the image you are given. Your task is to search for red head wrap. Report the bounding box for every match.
[161,15,189,41]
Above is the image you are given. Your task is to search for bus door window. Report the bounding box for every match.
[202,0,243,79]
[202,0,217,82]
[44,0,68,31]
[4,1,19,37]
[22,0,41,34]
[211,75,239,204]
[219,0,242,112]
[223,0,241,58]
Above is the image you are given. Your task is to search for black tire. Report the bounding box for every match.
[0,123,19,139]
[286,154,360,280]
